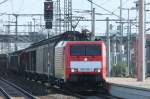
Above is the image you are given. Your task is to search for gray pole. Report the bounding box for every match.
[8,15,11,52]
[91,8,95,40]
[120,0,122,28]
[129,20,131,75]
[120,0,123,62]
[48,29,50,86]
[127,9,130,76]
[33,18,35,33]
[15,15,18,51]
[91,0,93,34]
[58,0,61,33]
[106,17,111,77]
[137,0,145,81]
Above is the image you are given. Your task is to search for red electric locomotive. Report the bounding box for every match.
[54,41,106,88]
[8,32,106,89]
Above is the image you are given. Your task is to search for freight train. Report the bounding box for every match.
[0,54,8,75]
[8,31,106,89]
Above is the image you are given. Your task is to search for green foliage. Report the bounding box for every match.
[129,63,136,78]
[111,63,127,77]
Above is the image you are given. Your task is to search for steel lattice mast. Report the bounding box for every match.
[55,0,61,34]
[64,0,72,32]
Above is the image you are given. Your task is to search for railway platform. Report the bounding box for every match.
[107,77,150,90]
[106,77,150,99]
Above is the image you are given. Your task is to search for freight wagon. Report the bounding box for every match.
[0,54,8,75]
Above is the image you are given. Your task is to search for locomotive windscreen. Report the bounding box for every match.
[70,44,101,56]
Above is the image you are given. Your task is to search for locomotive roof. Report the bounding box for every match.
[27,31,90,49]
[9,31,91,54]
[8,50,23,55]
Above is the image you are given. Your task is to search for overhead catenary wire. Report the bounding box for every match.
[111,0,132,13]
[99,0,113,6]
[86,0,121,18]
[0,0,9,5]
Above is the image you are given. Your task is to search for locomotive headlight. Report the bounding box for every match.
[71,68,78,72]
[84,58,87,61]
[71,69,75,72]
[98,69,100,73]
[94,68,101,72]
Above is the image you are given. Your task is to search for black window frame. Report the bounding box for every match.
[70,44,101,56]
[86,44,101,56]
[70,44,85,56]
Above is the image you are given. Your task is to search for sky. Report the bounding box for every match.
[1,0,150,51]
[0,0,149,35]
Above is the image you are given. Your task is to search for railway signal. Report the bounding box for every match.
[45,21,52,29]
[44,1,53,29]
[44,1,53,21]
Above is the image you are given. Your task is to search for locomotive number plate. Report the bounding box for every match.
[79,68,92,72]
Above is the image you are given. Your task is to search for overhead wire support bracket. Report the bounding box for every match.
[87,0,124,19]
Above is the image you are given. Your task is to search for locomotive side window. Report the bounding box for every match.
[70,44,101,56]
[70,45,85,56]
[86,45,101,56]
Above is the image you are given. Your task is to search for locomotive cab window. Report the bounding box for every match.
[70,45,85,56]
[86,45,101,56]
[70,44,101,56]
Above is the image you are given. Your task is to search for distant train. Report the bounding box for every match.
[8,31,106,89]
[0,54,8,74]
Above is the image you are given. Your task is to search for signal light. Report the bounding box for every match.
[44,1,53,21]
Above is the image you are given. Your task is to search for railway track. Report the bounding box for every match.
[0,86,11,99]
[48,85,122,99]
[1,73,122,99]
[77,91,122,99]
[0,77,37,99]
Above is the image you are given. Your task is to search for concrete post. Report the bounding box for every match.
[106,17,111,77]
[137,0,145,81]
[91,8,95,40]
[127,9,130,76]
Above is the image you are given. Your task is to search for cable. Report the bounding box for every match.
[86,0,120,18]
[111,0,131,13]
[0,12,7,16]
[100,0,113,5]
[0,0,9,5]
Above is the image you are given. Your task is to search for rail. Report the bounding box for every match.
[0,86,11,99]
[48,85,120,99]
[0,78,38,99]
